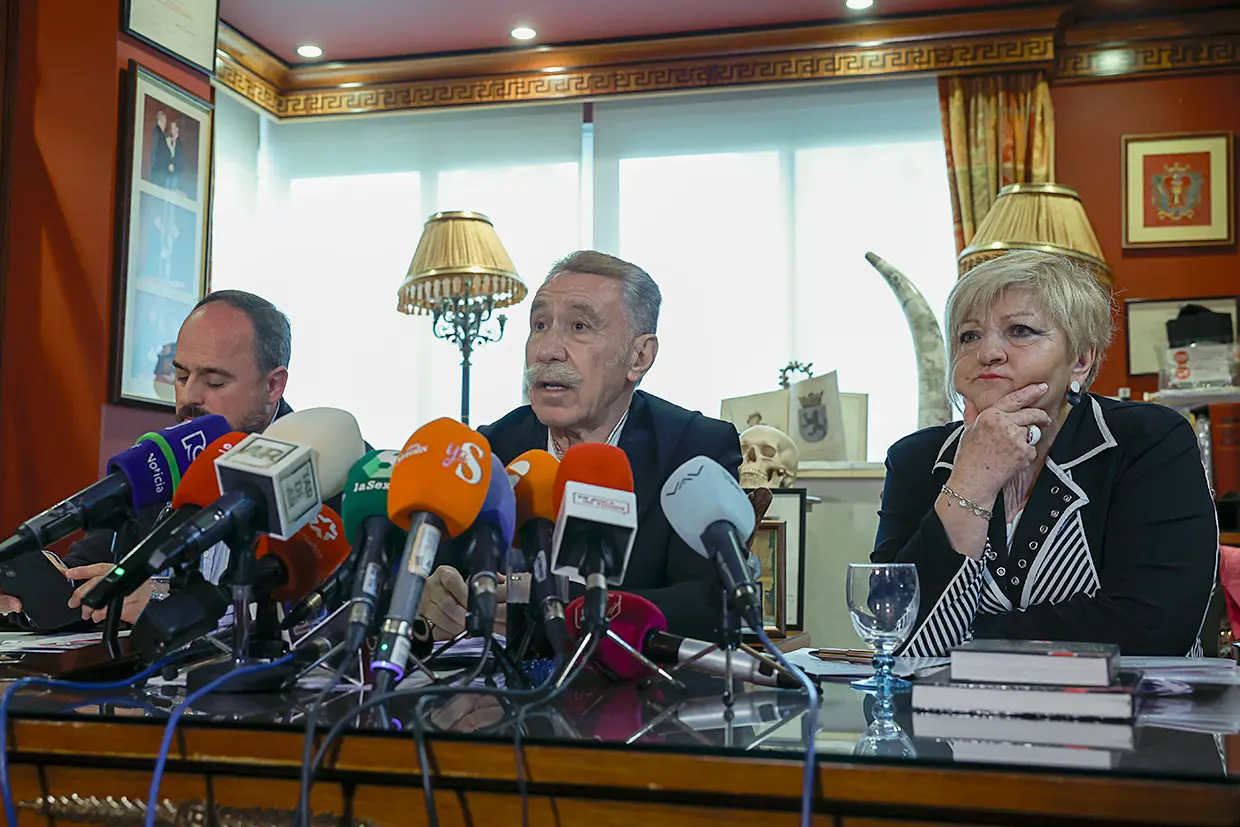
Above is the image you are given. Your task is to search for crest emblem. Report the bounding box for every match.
[1150,161,1204,222]
[797,390,828,443]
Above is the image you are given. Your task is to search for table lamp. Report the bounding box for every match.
[958,183,1111,287]
[397,211,527,425]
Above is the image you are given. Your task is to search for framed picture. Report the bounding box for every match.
[1124,296,1239,376]
[122,0,221,75]
[749,521,787,636]
[1122,132,1235,248]
[750,488,808,633]
[111,61,213,409]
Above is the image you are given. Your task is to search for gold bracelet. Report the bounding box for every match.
[940,484,994,521]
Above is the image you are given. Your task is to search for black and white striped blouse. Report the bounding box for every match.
[873,394,1218,658]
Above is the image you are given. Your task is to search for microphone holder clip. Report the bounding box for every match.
[286,598,366,690]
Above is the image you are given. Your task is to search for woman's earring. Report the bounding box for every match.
[1066,380,1083,407]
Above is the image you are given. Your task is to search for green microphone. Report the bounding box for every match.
[340,450,403,649]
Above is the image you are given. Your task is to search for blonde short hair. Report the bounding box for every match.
[945,251,1114,402]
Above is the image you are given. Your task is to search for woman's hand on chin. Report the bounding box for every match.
[950,383,1052,505]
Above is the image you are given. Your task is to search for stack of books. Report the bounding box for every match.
[911,640,1137,769]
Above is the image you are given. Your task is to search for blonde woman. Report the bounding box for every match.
[874,251,1217,657]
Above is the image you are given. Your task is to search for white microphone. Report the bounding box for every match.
[674,690,808,731]
[645,630,799,689]
[660,457,761,629]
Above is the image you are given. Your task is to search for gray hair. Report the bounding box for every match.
[545,251,661,337]
[945,251,1114,402]
[192,290,292,374]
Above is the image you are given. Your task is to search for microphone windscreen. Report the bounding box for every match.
[107,414,232,511]
[659,456,754,559]
[170,432,247,509]
[553,443,634,514]
[387,418,492,537]
[255,505,351,602]
[475,454,516,546]
[507,450,559,537]
[264,407,365,499]
[341,449,398,548]
[565,591,667,681]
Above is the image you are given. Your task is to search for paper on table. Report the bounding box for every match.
[1123,656,1240,688]
[0,630,129,654]
[1141,686,1240,734]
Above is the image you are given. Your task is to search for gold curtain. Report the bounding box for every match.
[939,72,1055,255]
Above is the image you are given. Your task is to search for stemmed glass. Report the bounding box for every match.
[846,562,920,695]
[854,697,917,759]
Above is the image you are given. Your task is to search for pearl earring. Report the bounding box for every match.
[1066,380,1083,406]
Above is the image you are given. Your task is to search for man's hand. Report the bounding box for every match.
[65,563,152,624]
[418,565,508,640]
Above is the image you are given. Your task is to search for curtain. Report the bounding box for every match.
[939,72,1055,254]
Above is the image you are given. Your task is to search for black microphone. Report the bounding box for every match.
[464,455,515,639]
[280,559,354,630]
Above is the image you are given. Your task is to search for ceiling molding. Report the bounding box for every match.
[213,9,1067,118]
[1056,10,1240,82]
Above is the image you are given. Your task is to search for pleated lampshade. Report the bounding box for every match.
[397,211,526,315]
[958,184,1111,287]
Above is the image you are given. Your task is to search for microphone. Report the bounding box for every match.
[465,454,516,639]
[660,457,761,630]
[82,432,245,609]
[507,450,567,655]
[564,594,797,688]
[551,444,637,630]
[252,505,351,602]
[565,591,667,681]
[338,449,403,649]
[371,419,492,684]
[671,690,807,732]
[141,409,364,575]
[0,415,231,560]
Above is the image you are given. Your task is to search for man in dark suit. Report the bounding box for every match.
[419,251,742,641]
[149,110,173,189]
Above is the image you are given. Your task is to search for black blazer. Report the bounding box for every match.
[873,394,1218,657]
[479,390,743,640]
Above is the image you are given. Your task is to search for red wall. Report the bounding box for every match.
[0,1,209,531]
[1053,73,1240,398]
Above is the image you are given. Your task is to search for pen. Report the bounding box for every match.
[811,648,875,662]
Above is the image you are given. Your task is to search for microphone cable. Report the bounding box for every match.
[300,632,599,822]
[752,627,819,827]
[143,654,296,827]
[0,650,190,826]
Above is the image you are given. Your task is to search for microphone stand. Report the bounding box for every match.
[102,520,141,660]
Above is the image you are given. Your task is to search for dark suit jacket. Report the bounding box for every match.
[873,393,1218,657]
[149,126,172,188]
[63,398,360,568]
[479,390,742,640]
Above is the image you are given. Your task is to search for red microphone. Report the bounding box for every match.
[254,505,352,603]
[551,444,638,630]
[565,591,667,681]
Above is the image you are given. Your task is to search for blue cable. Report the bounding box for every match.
[0,653,183,826]
[144,654,295,827]
[753,628,819,827]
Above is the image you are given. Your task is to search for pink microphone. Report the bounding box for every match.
[565,591,672,683]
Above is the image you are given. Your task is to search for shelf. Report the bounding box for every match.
[1146,387,1240,410]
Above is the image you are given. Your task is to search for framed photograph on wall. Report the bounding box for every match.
[749,521,787,636]
[752,488,808,633]
[111,61,213,409]
[1124,296,1239,376]
[1122,132,1234,248]
[122,0,221,75]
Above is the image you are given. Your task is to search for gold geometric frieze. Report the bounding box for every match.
[216,34,1055,120]
[1058,33,1240,81]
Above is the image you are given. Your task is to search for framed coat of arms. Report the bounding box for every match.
[1122,132,1234,249]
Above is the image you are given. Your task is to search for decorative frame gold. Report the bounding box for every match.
[750,520,788,637]
[1121,131,1235,249]
[1057,10,1240,83]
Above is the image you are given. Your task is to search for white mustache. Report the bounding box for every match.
[524,363,582,391]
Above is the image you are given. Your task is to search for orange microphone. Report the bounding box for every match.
[550,444,637,630]
[254,505,351,603]
[81,432,246,610]
[374,418,493,683]
[507,450,567,653]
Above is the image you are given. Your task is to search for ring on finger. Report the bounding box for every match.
[1027,424,1042,446]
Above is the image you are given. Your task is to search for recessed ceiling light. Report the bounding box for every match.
[845,0,874,9]
[511,26,537,41]
[296,44,323,58]
[541,66,566,73]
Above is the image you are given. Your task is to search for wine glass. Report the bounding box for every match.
[854,708,917,759]
[846,562,920,694]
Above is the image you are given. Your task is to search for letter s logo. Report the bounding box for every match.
[454,442,485,485]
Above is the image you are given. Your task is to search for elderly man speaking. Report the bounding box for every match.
[420,251,742,641]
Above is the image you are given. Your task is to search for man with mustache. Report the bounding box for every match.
[418,251,742,642]
[0,291,312,624]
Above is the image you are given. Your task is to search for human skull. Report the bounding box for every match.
[739,425,799,489]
